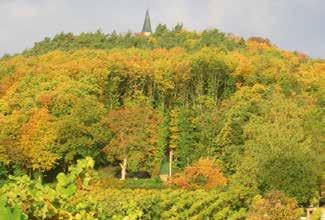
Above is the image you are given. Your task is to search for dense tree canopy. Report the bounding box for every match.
[0,26,324,215]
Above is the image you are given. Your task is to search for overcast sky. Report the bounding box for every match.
[0,0,324,58]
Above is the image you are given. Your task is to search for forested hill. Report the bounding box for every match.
[0,25,324,213]
[18,24,246,57]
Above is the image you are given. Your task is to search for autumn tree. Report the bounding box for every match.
[103,103,161,180]
[18,108,58,173]
[0,26,323,193]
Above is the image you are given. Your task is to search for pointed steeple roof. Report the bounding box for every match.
[142,10,152,33]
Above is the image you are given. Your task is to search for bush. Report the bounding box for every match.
[247,191,303,220]
[0,196,27,220]
[0,157,98,219]
[98,177,123,189]
[169,158,228,190]
[123,178,164,189]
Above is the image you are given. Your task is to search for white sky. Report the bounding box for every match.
[0,0,324,58]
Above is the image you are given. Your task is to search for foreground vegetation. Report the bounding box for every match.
[0,25,324,219]
[0,157,304,219]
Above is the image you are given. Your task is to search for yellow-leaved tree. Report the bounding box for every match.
[18,108,58,173]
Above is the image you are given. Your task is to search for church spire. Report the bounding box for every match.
[142,9,152,36]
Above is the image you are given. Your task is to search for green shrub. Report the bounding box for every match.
[0,196,27,220]
[98,177,123,189]
[0,157,97,219]
[123,178,164,189]
[247,191,303,220]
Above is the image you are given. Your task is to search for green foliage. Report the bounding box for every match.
[0,165,9,185]
[71,185,252,219]
[173,108,198,168]
[0,157,96,219]
[0,157,254,219]
[216,85,266,175]
[122,178,164,189]
[247,191,303,220]
[237,93,321,205]
[20,27,244,57]
[0,196,27,220]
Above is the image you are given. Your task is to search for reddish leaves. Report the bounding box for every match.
[169,158,227,190]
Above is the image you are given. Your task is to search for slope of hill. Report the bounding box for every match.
[0,26,324,219]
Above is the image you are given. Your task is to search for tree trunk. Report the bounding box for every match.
[29,167,33,179]
[169,150,173,177]
[120,158,127,180]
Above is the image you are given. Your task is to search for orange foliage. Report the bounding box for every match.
[169,158,227,190]
[38,93,53,107]
[18,108,58,171]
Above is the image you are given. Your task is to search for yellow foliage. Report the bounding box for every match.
[247,40,271,52]
[18,108,58,171]
[228,52,255,78]
[297,62,325,87]
[247,191,302,220]
[169,109,180,150]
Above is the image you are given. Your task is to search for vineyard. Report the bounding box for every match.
[73,188,250,220]
[0,157,253,220]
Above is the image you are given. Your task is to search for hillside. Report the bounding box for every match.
[0,26,324,219]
